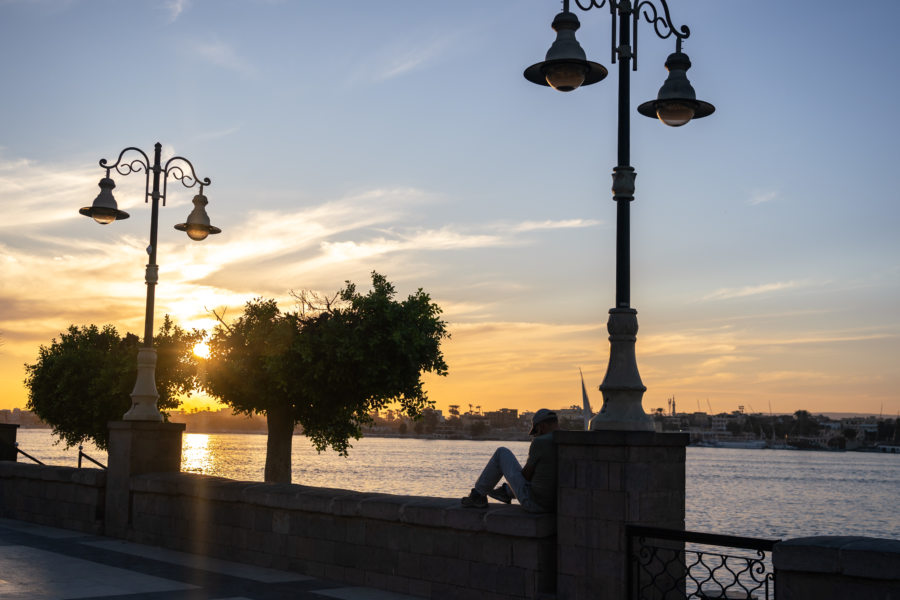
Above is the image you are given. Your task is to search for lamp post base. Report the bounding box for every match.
[124,347,162,421]
[591,307,653,432]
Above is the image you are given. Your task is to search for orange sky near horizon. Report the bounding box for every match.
[1,1,899,422]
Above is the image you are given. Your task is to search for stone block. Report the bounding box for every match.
[410,530,434,555]
[270,509,291,535]
[400,498,455,527]
[558,543,589,577]
[558,488,590,517]
[590,490,627,521]
[444,506,487,531]
[366,520,410,551]
[842,537,900,580]
[498,566,529,598]
[432,530,461,558]
[556,515,588,547]
[396,550,422,579]
[364,571,412,595]
[558,459,577,488]
[408,578,431,598]
[469,561,500,592]
[774,536,854,574]
[357,494,406,520]
[479,536,513,566]
[333,542,365,568]
[512,540,542,570]
[484,507,556,538]
[587,520,623,552]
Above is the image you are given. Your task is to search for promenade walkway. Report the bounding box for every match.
[0,518,420,600]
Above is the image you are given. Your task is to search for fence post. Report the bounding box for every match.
[0,424,19,461]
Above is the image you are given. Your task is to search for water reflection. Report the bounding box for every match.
[181,433,212,474]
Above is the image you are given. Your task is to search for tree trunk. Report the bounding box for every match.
[264,404,294,483]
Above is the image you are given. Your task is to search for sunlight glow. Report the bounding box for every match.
[193,342,210,359]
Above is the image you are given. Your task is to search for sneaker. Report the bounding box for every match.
[460,489,487,508]
[486,483,513,504]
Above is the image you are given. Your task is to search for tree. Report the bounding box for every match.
[793,409,820,436]
[204,272,449,483]
[24,316,202,450]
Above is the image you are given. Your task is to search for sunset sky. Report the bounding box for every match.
[1,1,898,418]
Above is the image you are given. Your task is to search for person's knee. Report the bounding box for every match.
[493,446,513,459]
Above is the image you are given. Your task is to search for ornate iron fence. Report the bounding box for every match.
[627,524,779,600]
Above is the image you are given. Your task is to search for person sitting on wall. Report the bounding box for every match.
[460,408,558,512]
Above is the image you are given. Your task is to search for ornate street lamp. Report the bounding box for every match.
[80,142,220,421]
[525,0,714,431]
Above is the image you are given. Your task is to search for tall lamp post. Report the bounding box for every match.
[80,142,220,421]
[525,0,714,431]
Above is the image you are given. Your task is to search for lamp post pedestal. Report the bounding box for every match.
[591,308,653,431]
[105,420,185,537]
[123,347,162,422]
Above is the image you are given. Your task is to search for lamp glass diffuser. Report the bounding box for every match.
[545,62,587,92]
[656,100,696,127]
[90,207,119,225]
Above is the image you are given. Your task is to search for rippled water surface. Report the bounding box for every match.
[14,430,900,540]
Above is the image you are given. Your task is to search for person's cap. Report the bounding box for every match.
[529,409,557,435]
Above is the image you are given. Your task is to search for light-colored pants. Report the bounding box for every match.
[473,447,546,512]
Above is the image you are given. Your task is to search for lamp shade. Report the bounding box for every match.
[175,193,221,241]
[524,11,607,92]
[79,177,129,224]
[637,51,714,126]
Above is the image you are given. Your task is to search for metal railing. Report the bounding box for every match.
[10,442,45,465]
[77,445,107,469]
[627,525,779,600]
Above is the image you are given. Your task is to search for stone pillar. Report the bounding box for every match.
[105,421,185,538]
[0,424,19,461]
[555,430,688,600]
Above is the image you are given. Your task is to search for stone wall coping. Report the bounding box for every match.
[131,471,555,538]
[553,430,689,447]
[774,536,900,581]
[0,461,106,486]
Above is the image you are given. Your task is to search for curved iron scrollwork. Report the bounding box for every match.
[98,147,211,206]
[568,0,693,70]
[634,0,689,43]
[573,0,610,10]
[161,157,211,206]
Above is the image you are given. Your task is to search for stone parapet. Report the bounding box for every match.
[774,536,900,599]
[127,472,556,599]
[0,461,106,533]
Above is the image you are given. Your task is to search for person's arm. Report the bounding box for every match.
[522,462,535,481]
[522,439,538,480]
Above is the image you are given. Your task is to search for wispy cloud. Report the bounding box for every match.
[350,29,461,84]
[188,39,255,76]
[191,125,242,142]
[508,219,601,233]
[749,190,778,205]
[163,0,189,22]
[0,157,105,228]
[702,280,814,301]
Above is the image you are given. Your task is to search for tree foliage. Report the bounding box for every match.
[24,316,203,450]
[203,272,449,482]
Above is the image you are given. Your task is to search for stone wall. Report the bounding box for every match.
[0,461,106,534]
[774,536,900,600]
[127,472,556,599]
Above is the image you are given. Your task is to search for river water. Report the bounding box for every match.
[13,429,900,541]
